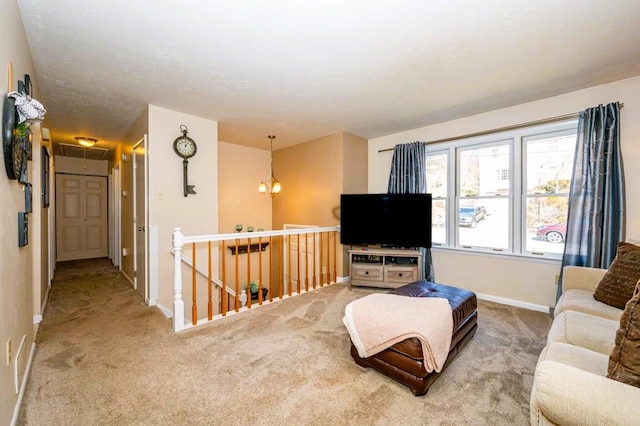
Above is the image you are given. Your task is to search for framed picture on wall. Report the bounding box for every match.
[25,182,32,213]
[18,212,28,247]
[42,146,50,208]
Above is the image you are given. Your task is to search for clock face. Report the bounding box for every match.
[173,136,197,159]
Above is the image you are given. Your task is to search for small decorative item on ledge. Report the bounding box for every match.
[235,224,243,232]
[227,242,270,255]
[249,280,268,301]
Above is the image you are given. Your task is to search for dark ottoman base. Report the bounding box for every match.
[350,281,478,396]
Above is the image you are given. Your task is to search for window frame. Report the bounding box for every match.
[427,119,578,260]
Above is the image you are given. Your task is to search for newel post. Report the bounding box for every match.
[173,228,185,332]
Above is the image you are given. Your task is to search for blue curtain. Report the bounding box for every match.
[387,142,434,282]
[558,102,625,300]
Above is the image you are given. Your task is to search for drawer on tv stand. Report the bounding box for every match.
[384,266,418,283]
[351,263,384,281]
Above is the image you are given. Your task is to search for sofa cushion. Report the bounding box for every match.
[594,242,640,309]
[548,311,618,355]
[538,341,608,377]
[555,289,622,321]
[608,280,640,387]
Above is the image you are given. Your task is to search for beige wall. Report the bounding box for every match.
[341,133,369,272]
[54,155,108,176]
[368,76,640,309]
[218,142,272,293]
[0,0,38,422]
[147,105,219,311]
[218,142,272,233]
[273,132,368,277]
[273,133,343,230]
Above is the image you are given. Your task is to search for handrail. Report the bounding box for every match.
[180,226,339,244]
[171,250,236,297]
[172,226,341,332]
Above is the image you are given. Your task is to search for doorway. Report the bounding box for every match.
[133,136,148,302]
[55,174,109,261]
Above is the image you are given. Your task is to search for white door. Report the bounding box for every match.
[283,224,318,293]
[56,174,108,261]
[112,165,121,267]
[133,137,148,301]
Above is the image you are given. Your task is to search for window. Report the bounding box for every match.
[427,153,448,245]
[425,120,577,258]
[524,131,576,255]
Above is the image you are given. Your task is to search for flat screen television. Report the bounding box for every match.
[340,193,432,248]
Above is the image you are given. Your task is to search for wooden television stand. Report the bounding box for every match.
[348,248,423,289]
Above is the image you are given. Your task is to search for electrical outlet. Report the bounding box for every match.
[6,338,11,366]
[122,248,128,256]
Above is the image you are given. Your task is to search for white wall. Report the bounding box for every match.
[368,76,640,309]
[0,0,38,422]
[147,105,219,311]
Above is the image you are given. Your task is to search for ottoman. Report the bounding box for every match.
[350,281,477,396]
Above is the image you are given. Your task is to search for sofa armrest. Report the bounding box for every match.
[533,360,637,426]
[562,265,607,293]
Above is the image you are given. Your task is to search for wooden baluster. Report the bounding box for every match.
[222,240,227,316]
[207,241,212,320]
[319,232,324,286]
[296,233,301,294]
[258,237,263,305]
[326,232,330,285]
[247,237,252,309]
[287,234,292,296]
[192,242,197,325]
[278,235,284,300]
[332,231,338,283]
[269,236,273,302]
[313,232,317,289]
[304,232,309,292]
[235,239,240,312]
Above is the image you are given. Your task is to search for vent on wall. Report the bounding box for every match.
[58,143,110,161]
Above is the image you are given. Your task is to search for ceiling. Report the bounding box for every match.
[16,0,640,158]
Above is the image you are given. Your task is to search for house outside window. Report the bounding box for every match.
[427,120,577,259]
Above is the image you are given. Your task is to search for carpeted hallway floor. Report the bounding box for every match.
[18,258,551,425]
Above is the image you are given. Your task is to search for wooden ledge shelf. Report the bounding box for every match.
[227,242,270,255]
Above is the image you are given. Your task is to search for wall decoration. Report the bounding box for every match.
[42,146,50,207]
[18,212,28,247]
[25,183,32,213]
[2,94,17,179]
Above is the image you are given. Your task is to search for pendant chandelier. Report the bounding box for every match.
[258,135,281,196]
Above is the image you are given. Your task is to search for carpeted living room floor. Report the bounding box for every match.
[17,258,551,425]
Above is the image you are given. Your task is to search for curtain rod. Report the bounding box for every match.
[377,103,624,153]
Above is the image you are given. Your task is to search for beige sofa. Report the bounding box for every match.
[530,266,638,425]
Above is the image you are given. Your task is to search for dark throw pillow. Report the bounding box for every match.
[608,279,640,387]
[594,242,640,309]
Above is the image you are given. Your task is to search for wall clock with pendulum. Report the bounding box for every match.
[173,124,197,197]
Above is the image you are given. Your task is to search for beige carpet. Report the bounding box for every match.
[18,258,551,425]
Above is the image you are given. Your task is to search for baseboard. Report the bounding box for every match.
[156,304,173,318]
[476,292,550,313]
[120,270,135,287]
[10,342,36,426]
[33,285,51,325]
[336,275,349,283]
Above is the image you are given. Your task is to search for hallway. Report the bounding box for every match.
[17,258,172,425]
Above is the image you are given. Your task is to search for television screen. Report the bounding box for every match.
[340,193,432,248]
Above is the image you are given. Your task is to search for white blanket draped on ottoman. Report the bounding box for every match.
[343,293,453,373]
